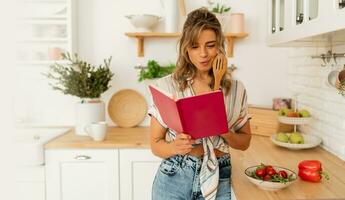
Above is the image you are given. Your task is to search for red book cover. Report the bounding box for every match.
[149,85,229,139]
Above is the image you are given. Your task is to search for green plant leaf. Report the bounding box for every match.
[43,52,114,98]
[138,60,175,82]
[211,3,231,14]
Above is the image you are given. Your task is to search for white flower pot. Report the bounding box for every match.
[75,99,105,136]
[215,13,230,33]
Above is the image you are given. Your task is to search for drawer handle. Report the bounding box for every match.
[75,155,91,160]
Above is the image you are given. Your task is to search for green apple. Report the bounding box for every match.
[289,132,304,144]
[299,109,311,117]
[276,132,289,143]
[278,108,291,116]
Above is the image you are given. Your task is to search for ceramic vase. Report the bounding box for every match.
[75,98,105,136]
[216,13,230,33]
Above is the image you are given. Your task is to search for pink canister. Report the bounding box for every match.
[230,13,245,33]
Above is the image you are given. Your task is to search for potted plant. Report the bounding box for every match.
[44,52,114,136]
[208,1,231,32]
[138,59,175,85]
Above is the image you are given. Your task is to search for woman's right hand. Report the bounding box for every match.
[170,133,195,155]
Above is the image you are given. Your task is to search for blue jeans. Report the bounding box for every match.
[152,154,231,200]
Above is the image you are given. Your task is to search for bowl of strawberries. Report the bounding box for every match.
[245,164,297,190]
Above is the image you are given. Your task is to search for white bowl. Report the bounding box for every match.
[271,133,322,150]
[125,14,161,32]
[245,165,297,191]
[278,116,312,125]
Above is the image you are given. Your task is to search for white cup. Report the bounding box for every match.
[84,121,107,141]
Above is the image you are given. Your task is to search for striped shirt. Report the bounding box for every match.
[148,74,250,200]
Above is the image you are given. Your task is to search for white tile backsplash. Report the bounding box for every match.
[288,44,345,160]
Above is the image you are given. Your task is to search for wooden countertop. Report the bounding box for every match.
[45,127,345,199]
[230,135,345,200]
[44,127,151,149]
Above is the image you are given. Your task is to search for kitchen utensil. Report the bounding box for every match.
[108,89,147,128]
[327,70,340,88]
[212,53,227,91]
[270,133,322,150]
[244,165,297,191]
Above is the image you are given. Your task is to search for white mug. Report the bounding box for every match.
[85,121,107,141]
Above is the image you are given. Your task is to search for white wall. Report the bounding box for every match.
[287,44,345,160]
[76,0,289,126]
[14,0,290,126]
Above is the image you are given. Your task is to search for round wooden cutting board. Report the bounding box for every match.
[108,89,147,127]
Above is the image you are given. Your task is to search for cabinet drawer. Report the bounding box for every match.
[46,149,116,162]
[45,149,119,200]
[249,107,293,136]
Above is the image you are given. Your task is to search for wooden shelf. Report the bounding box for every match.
[125,32,249,57]
[125,32,179,57]
[225,32,248,57]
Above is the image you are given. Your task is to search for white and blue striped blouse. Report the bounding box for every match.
[148,74,250,200]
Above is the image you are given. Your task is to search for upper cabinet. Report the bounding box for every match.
[14,0,78,126]
[16,0,77,65]
[267,0,345,47]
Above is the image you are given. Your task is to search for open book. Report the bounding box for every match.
[149,84,229,139]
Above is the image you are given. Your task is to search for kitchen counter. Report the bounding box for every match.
[230,135,345,200]
[44,127,151,149]
[45,127,345,199]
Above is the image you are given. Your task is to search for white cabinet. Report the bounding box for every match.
[45,149,119,200]
[14,0,77,126]
[267,0,345,46]
[119,149,161,200]
[16,166,46,200]
[16,0,77,65]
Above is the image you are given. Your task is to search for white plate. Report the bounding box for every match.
[278,116,312,125]
[271,134,322,150]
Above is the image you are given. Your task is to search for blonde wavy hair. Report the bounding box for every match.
[172,8,232,95]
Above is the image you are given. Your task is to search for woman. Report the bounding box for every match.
[148,8,251,200]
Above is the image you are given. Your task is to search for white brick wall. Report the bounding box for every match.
[288,45,345,160]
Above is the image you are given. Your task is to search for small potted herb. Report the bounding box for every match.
[138,60,175,84]
[208,1,231,32]
[44,52,114,136]
[211,3,231,14]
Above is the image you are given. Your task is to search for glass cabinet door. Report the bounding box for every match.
[271,0,276,33]
[271,0,285,33]
[308,0,318,20]
[339,0,345,9]
[296,0,304,25]
[279,0,285,31]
